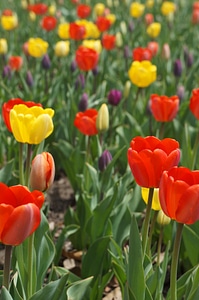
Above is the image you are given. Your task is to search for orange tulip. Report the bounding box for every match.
[74,108,98,135]
[75,46,99,71]
[189,88,199,119]
[8,56,23,71]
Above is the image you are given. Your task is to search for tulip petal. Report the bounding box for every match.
[0,204,14,239]
[0,182,17,207]
[1,203,41,245]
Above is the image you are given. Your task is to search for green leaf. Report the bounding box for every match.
[187,265,199,300]
[126,214,145,300]
[0,287,14,300]
[29,275,68,300]
[183,225,199,267]
[81,236,111,278]
[0,159,14,184]
[66,277,93,300]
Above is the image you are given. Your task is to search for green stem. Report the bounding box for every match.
[24,144,32,187]
[19,143,25,185]
[157,225,164,266]
[3,245,12,289]
[27,233,35,299]
[159,122,165,139]
[170,222,184,300]
[141,187,154,257]
[147,210,158,255]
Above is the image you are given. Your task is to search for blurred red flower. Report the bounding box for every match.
[74,109,98,135]
[147,41,159,56]
[8,56,23,71]
[41,16,57,31]
[96,16,111,32]
[159,166,199,224]
[101,34,116,50]
[75,46,99,71]
[69,22,86,40]
[0,183,44,246]
[77,4,91,18]
[149,94,180,122]
[132,47,153,61]
[127,136,180,188]
[2,98,42,132]
[27,3,48,15]
[2,9,13,16]
[189,88,199,119]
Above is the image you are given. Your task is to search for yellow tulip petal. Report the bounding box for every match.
[141,187,161,211]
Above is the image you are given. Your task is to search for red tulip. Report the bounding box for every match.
[145,13,154,26]
[69,22,86,40]
[101,34,116,50]
[41,16,57,31]
[147,41,159,56]
[74,108,98,135]
[159,166,199,224]
[127,136,180,188]
[0,183,44,245]
[132,47,153,61]
[30,152,55,192]
[77,4,91,18]
[96,16,111,32]
[27,3,48,15]
[8,56,23,71]
[75,46,99,71]
[189,88,199,119]
[149,94,180,122]
[2,98,42,132]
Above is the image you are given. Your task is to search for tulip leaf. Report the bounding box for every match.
[0,287,14,300]
[187,265,199,300]
[29,275,68,300]
[66,277,93,300]
[182,225,199,267]
[126,214,145,300]
[0,159,14,184]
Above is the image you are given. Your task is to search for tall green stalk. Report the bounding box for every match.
[3,245,12,290]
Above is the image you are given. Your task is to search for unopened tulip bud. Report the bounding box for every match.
[157,210,171,226]
[173,59,182,77]
[123,80,131,99]
[98,150,112,171]
[108,89,122,106]
[41,54,51,70]
[96,103,109,133]
[30,152,55,192]
[92,66,99,76]
[70,60,77,72]
[2,65,12,79]
[116,32,123,48]
[161,43,170,60]
[78,93,88,111]
[26,70,34,87]
[177,85,185,101]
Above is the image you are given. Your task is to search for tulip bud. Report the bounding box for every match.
[70,60,77,72]
[161,43,170,60]
[156,210,171,226]
[2,65,12,79]
[96,103,109,133]
[123,80,131,99]
[26,70,34,87]
[41,54,51,70]
[108,89,122,106]
[173,59,182,77]
[75,73,85,89]
[92,66,99,76]
[30,152,55,192]
[176,85,185,101]
[98,150,112,171]
[78,93,88,111]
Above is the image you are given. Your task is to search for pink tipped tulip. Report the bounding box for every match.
[30,152,55,192]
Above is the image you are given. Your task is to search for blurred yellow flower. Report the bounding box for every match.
[58,23,70,39]
[54,41,70,57]
[161,1,176,16]
[94,3,105,16]
[130,2,145,18]
[0,38,8,54]
[48,4,56,15]
[146,0,154,9]
[146,22,161,38]
[128,60,157,88]
[1,14,18,30]
[28,38,49,58]
[141,187,161,210]
[82,39,102,53]
[157,209,171,225]
[10,104,54,144]
[116,32,123,47]
[29,11,36,21]
[96,103,109,133]
[106,13,116,24]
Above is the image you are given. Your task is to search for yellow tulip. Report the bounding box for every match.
[156,209,171,225]
[0,38,8,54]
[54,41,70,57]
[146,22,161,38]
[141,187,161,211]
[10,104,54,144]
[1,14,18,31]
[130,2,145,18]
[28,38,49,58]
[94,3,105,16]
[146,0,154,9]
[106,13,116,25]
[58,23,70,39]
[96,104,109,133]
[161,1,176,16]
[48,4,56,15]
[82,39,102,53]
[128,60,157,88]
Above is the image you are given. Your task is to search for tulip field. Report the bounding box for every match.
[1,0,199,299]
